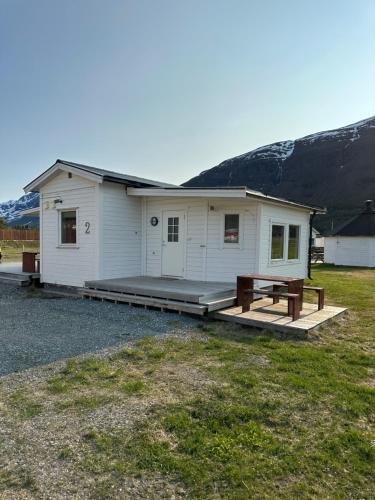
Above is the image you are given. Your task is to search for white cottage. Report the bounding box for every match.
[24,160,323,291]
[325,201,375,268]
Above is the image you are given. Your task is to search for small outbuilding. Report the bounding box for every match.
[325,200,375,268]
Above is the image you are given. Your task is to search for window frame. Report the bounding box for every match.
[287,224,300,261]
[58,208,79,248]
[269,220,301,264]
[222,212,243,249]
[167,216,180,243]
[270,223,286,261]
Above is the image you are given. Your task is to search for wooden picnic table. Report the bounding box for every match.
[237,273,304,312]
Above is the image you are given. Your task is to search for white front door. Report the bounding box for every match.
[161,210,185,277]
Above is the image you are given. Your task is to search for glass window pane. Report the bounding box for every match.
[271,225,284,259]
[224,214,239,244]
[288,225,300,259]
[167,216,179,242]
[61,210,77,244]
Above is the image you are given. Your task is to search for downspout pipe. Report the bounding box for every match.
[308,210,317,280]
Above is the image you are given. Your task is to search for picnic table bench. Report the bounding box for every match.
[237,273,324,322]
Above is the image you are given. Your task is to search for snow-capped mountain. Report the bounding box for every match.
[0,192,39,226]
[184,116,375,232]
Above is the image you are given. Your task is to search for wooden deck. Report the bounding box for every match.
[214,298,347,335]
[0,262,40,286]
[82,276,346,333]
[82,276,236,315]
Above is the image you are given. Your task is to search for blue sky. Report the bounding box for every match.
[0,0,374,199]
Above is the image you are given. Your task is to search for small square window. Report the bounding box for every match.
[224,214,239,244]
[271,225,284,260]
[61,210,77,244]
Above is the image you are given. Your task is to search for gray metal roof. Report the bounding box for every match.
[333,201,375,237]
[24,159,177,191]
[56,160,177,188]
[23,159,325,212]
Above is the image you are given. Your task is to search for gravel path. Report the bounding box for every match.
[0,282,199,376]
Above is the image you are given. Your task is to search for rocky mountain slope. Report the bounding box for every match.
[184,116,375,232]
[0,192,39,227]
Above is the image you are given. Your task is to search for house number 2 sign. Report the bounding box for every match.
[85,222,91,234]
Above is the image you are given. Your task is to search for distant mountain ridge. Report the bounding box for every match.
[0,192,39,227]
[184,116,375,232]
[1,116,374,232]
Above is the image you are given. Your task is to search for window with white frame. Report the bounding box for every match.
[271,223,301,261]
[224,214,240,244]
[60,210,77,244]
[288,225,300,260]
[271,224,285,260]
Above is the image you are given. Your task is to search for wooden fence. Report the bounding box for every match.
[0,229,39,241]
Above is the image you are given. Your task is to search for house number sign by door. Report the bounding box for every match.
[85,222,91,234]
[150,217,159,227]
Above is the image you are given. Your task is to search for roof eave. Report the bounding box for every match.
[23,161,103,193]
[245,190,326,213]
[24,159,177,193]
[127,186,326,211]
[126,187,249,198]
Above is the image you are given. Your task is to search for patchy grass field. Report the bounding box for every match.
[0,240,39,261]
[0,265,374,499]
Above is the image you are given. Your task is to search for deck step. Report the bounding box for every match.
[0,272,31,280]
[79,288,207,316]
[0,275,31,286]
[205,296,236,312]
[198,289,237,304]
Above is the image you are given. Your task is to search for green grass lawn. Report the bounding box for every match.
[0,240,39,261]
[0,265,374,498]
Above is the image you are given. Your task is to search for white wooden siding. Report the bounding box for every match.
[39,171,315,288]
[258,203,310,279]
[100,183,142,278]
[144,197,258,283]
[324,238,336,264]
[370,239,375,267]
[144,198,207,280]
[205,201,258,282]
[325,236,375,267]
[40,171,99,287]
